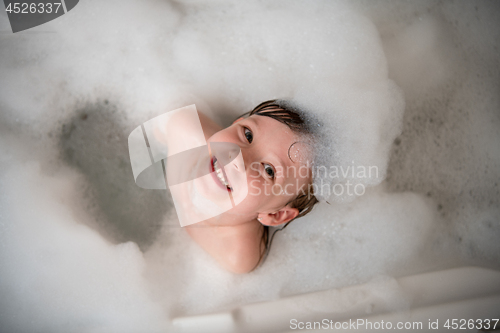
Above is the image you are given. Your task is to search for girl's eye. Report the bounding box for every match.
[244,127,253,143]
[263,163,275,179]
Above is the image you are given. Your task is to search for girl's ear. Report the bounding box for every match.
[259,207,299,227]
[233,117,244,124]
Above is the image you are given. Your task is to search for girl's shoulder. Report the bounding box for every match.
[186,220,265,274]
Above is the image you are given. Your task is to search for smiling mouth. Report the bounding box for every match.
[211,156,232,191]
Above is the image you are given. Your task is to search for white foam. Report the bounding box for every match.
[0,157,170,332]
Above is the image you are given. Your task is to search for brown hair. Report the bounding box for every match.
[240,100,320,268]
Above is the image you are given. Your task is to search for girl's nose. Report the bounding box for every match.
[231,150,245,172]
[209,142,243,171]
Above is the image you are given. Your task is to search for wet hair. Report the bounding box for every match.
[239,99,320,268]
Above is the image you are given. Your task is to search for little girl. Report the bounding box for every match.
[129,99,320,273]
[187,100,319,273]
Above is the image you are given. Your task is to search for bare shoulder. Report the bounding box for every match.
[225,226,266,274]
[185,222,266,274]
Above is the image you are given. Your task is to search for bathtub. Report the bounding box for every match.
[173,267,500,333]
[1,0,499,331]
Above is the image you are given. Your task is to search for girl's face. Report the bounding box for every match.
[205,115,311,225]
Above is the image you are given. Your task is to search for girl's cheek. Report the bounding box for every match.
[207,132,222,143]
[208,129,236,145]
[248,179,261,197]
[248,162,262,179]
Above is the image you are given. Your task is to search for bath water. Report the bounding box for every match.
[0,0,499,331]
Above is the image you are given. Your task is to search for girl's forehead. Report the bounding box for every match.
[288,141,314,164]
[250,116,313,161]
[245,115,311,162]
[245,115,294,137]
[246,115,313,184]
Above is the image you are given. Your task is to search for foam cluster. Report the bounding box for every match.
[0,0,499,331]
